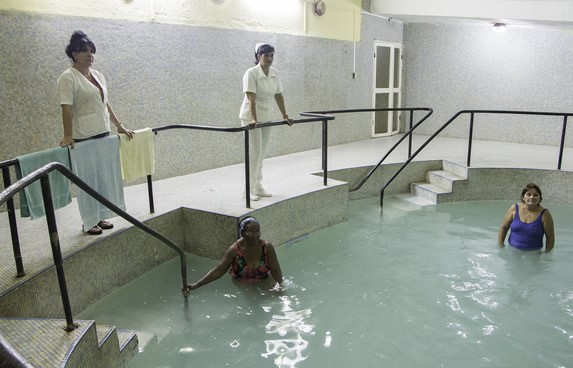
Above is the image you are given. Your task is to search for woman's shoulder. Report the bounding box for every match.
[57,67,76,80]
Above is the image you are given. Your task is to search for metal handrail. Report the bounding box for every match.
[300,108,434,191]
[1,163,23,278]
[150,114,335,208]
[0,114,335,288]
[0,162,189,331]
[379,109,573,208]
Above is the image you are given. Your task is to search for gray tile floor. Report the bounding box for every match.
[1,135,571,294]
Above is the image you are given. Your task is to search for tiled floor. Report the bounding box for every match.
[1,134,572,295]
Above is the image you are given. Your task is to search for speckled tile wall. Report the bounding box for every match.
[403,23,573,146]
[0,11,402,183]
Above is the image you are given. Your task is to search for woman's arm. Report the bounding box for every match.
[107,103,134,138]
[183,244,236,291]
[246,92,257,125]
[542,210,555,252]
[274,93,293,126]
[60,105,74,147]
[498,205,515,247]
[265,242,283,285]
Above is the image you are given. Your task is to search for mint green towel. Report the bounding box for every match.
[16,147,72,219]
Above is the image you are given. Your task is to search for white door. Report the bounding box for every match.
[372,42,402,137]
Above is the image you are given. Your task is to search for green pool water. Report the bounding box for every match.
[78,197,573,367]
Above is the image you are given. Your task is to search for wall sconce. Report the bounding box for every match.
[492,22,507,33]
[313,0,326,16]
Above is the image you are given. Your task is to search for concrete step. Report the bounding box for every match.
[393,193,437,208]
[427,170,466,191]
[410,182,450,203]
[443,160,468,178]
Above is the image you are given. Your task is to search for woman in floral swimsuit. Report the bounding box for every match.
[183,217,283,291]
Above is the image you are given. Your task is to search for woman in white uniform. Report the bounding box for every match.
[239,43,294,201]
[57,30,133,234]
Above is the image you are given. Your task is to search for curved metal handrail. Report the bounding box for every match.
[379,109,573,208]
[0,162,188,289]
[0,162,189,330]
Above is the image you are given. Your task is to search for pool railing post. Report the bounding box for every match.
[408,110,414,158]
[557,115,567,170]
[2,166,25,277]
[322,119,328,186]
[244,129,252,208]
[40,175,78,332]
[147,175,155,213]
[467,112,475,167]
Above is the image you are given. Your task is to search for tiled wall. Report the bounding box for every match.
[403,23,573,146]
[0,11,402,183]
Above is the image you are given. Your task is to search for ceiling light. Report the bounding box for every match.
[492,23,507,33]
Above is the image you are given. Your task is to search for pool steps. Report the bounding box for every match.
[0,318,137,367]
[403,161,469,205]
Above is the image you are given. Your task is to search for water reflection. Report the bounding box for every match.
[261,291,315,367]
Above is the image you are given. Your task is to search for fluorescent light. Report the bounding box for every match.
[493,23,507,33]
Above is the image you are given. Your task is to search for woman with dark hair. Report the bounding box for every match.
[58,31,133,147]
[239,43,294,201]
[498,183,555,252]
[57,30,134,235]
[183,217,283,291]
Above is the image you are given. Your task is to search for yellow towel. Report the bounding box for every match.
[119,128,155,182]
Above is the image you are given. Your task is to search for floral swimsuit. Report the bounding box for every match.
[229,240,271,282]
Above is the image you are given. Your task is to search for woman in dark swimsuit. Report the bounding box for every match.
[498,183,555,252]
[183,217,283,291]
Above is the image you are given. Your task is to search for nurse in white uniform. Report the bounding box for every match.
[239,43,294,201]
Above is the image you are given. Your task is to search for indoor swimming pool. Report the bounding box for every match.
[78,197,573,367]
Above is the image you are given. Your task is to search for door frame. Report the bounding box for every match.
[372,41,403,137]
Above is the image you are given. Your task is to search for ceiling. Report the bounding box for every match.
[366,0,573,30]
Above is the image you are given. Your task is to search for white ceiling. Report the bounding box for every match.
[368,0,573,29]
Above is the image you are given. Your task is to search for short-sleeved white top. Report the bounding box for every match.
[239,64,284,122]
[57,67,111,140]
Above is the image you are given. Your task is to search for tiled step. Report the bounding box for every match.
[426,170,466,191]
[403,161,468,205]
[410,182,450,203]
[393,193,437,208]
[0,318,138,368]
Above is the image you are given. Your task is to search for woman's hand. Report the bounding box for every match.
[182,283,198,292]
[117,124,135,139]
[247,120,257,127]
[60,136,74,148]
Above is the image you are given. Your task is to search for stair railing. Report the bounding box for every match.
[0,162,188,331]
[379,110,573,208]
[299,108,434,191]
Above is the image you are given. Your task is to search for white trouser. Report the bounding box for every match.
[242,120,272,191]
